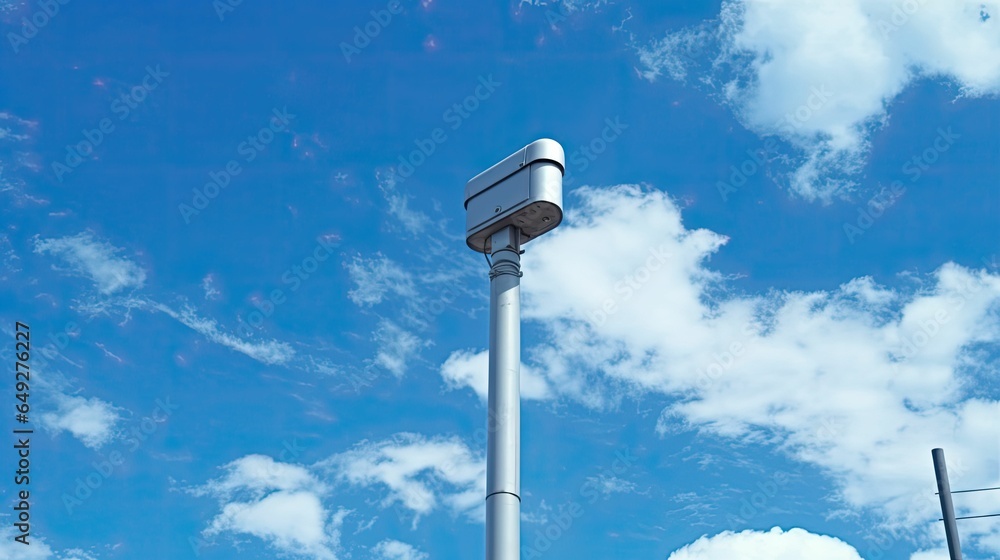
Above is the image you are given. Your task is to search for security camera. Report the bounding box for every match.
[464,138,565,253]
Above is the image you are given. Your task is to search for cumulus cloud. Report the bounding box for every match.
[205,492,343,560]
[194,454,343,560]
[193,454,326,499]
[441,349,553,401]
[38,393,121,449]
[317,433,485,526]
[439,184,1000,551]
[667,527,864,560]
[637,0,1000,201]
[194,433,488,556]
[34,232,146,294]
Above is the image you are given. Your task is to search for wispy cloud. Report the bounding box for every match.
[0,111,45,206]
[58,548,97,560]
[345,254,417,307]
[340,171,483,380]
[584,474,638,497]
[373,539,429,560]
[153,303,295,365]
[60,549,99,560]
[201,273,221,300]
[372,319,426,377]
[34,232,146,294]
[377,169,431,235]
[0,234,20,278]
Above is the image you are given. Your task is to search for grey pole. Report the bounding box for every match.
[486,226,521,560]
[463,138,565,560]
[932,448,963,560]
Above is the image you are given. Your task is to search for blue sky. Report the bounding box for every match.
[1,1,999,559]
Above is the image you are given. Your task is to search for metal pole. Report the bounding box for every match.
[486,226,521,560]
[932,448,963,560]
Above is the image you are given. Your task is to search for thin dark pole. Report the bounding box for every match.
[952,513,1000,521]
[947,486,1000,494]
[932,448,963,560]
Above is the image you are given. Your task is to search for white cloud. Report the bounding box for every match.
[59,549,98,560]
[354,170,484,377]
[29,233,318,374]
[39,393,121,449]
[195,454,343,560]
[345,254,417,307]
[205,492,342,560]
[0,526,54,558]
[193,454,325,499]
[34,232,146,294]
[345,252,456,377]
[377,169,431,235]
[0,111,33,142]
[318,432,485,525]
[441,349,553,401]
[372,539,429,560]
[153,303,295,365]
[0,112,46,206]
[201,273,220,300]
[372,320,426,377]
[0,526,96,559]
[584,474,637,496]
[518,0,609,14]
[0,234,20,276]
[909,549,949,560]
[442,184,1000,551]
[637,0,1000,201]
[195,433,488,557]
[667,527,864,560]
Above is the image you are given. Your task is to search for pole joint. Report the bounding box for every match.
[486,490,521,502]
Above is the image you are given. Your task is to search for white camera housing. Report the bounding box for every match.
[464,138,565,253]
